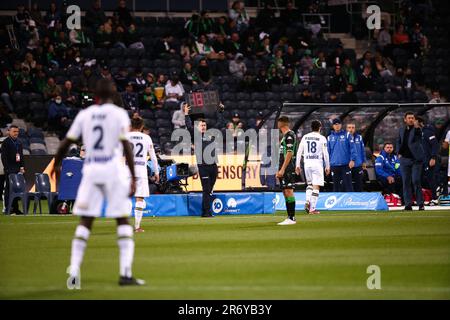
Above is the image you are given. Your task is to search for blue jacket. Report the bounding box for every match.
[375,150,401,180]
[327,130,357,166]
[396,125,425,162]
[351,133,366,167]
[421,125,439,161]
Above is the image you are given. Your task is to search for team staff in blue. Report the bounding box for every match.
[375,142,403,197]
[327,118,357,192]
[396,111,425,211]
[417,116,439,205]
[346,122,366,192]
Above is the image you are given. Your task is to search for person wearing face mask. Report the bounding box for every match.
[48,95,70,137]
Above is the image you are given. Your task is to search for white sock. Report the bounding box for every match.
[306,185,313,203]
[134,201,144,229]
[310,190,319,212]
[117,224,134,278]
[69,225,90,277]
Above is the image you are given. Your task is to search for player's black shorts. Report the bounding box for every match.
[279,171,296,189]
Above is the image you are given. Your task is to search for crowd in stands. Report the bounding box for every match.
[0,0,448,155]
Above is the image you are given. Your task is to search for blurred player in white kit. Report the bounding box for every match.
[51,79,144,287]
[296,120,330,214]
[126,116,159,232]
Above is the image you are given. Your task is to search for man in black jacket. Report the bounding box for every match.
[184,103,225,217]
[396,112,425,211]
[1,125,25,214]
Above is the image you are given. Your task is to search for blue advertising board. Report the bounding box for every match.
[273,192,388,211]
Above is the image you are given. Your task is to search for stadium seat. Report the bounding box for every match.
[32,173,57,215]
[5,174,31,215]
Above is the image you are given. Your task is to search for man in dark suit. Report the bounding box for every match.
[1,125,25,214]
[396,111,425,211]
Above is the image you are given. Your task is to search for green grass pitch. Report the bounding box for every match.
[0,209,449,299]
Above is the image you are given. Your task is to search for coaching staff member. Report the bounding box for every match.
[327,118,357,192]
[417,116,439,205]
[396,111,425,211]
[184,102,225,217]
[1,125,25,214]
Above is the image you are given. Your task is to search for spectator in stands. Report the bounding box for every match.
[127,23,144,49]
[429,90,445,103]
[32,69,47,93]
[45,2,61,27]
[327,45,345,67]
[281,1,299,27]
[69,27,89,46]
[26,20,40,51]
[300,49,314,71]
[357,51,375,74]
[114,0,133,27]
[48,95,70,137]
[199,11,214,36]
[313,51,327,69]
[229,32,241,56]
[197,58,212,84]
[377,23,392,53]
[180,62,198,86]
[299,69,310,86]
[283,45,299,68]
[164,74,185,103]
[298,88,314,103]
[229,53,247,79]
[61,80,78,107]
[410,23,428,53]
[417,116,439,205]
[0,69,14,112]
[114,67,130,91]
[341,57,358,86]
[1,125,25,214]
[347,123,367,192]
[14,4,30,30]
[392,24,409,45]
[213,34,233,58]
[341,84,358,103]
[391,67,414,101]
[85,0,106,30]
[140,86,159,109]
[327,118,357,192]
[253,69,270,92]
[214,16,231,37]
[80,67,97,92]
[328,66,345,93]
[122,82,139,111]
[16,66,34,92]
[396,111,425,210]
[184,13,201,38]
[131,68,147,92]
[227,112,245,132]
[358,66,375,93]
[195,34,217,60]
[260,35,272,60]
[0,105,12,128]
[229,1,250,32]
[212,51,229,76]
[29,3,44,29]
[180,37,196,62]
[172,102,186,129]
[375,142,402,197]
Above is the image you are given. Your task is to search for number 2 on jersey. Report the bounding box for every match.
[93,125,104,150]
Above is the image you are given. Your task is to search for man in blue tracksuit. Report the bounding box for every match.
[375,142,403,196]
[346,122,366,192]
[417,116,439,204]
[327,118,357,192]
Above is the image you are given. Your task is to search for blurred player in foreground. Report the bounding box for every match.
[51,79,144,287]
[126,116,159,232]
[276,116,298,225]
[296,120,330,214]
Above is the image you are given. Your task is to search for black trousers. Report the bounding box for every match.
[351,166,364,192]
[378,176,403,197]
[331,165,353,192]
[400,157,423,207]
[423,161,440,200]
[198,164,218,215]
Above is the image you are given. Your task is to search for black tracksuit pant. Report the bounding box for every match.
[198,163,218,215]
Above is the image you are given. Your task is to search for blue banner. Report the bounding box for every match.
[132,194,189,217]
[273,192,388,211]
[187,192,275,216]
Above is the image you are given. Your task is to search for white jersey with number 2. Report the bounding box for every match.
[126,131,158,178]
[296,131,330,169]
